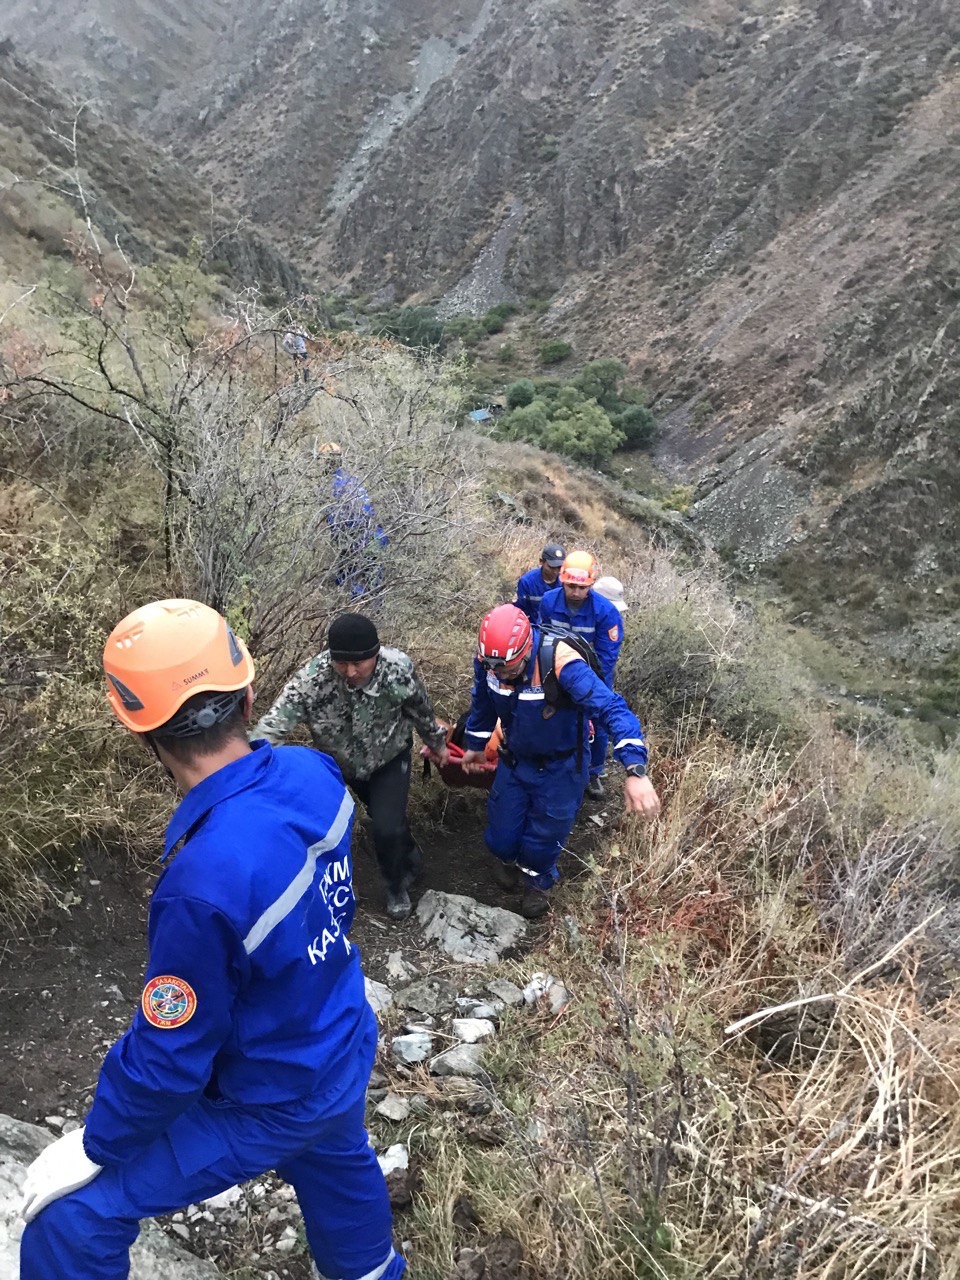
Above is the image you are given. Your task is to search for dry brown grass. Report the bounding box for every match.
[400,728,960,1279]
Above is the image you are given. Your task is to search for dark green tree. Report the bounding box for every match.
[574,358,627,412]
[506,378,536,409]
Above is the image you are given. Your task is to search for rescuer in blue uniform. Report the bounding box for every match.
[320,442,389,600]
[19,599,405,1280]
[539,550,624,800]
[460,603,660,918]
[513,541,566,621]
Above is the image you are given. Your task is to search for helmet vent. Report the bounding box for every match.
[107,673,145,711]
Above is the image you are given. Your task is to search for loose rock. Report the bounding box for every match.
[201,1185,242,1210]
[456,998,501,1021]
[452,1017,496,1044]
[365,978,394,1017]
[392,1031,434,1064]
[416,891,527,965]
[396,976,458,1018]
[486,978,524,1006]
[431,1043,485,1077]
[375,1093,412,1122]
[377,1143,409,1177]
[386,951,417,983]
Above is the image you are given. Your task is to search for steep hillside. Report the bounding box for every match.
[0,47,301,293]
[0,0,229,118]
[6,0,960,694]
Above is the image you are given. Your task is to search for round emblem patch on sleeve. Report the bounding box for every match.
[141,975,198,1029]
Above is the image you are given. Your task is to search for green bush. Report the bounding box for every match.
[443,314,485,346]
[614,403,657,448]
[574,358,626,411]
[497,344,517,365]
[498,386,625,465]
[540,339,573,365]
[541,395,624,465]
[377,305,445,348]
[506,378,536,409]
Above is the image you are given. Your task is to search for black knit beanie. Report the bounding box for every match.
[327,614,380,661]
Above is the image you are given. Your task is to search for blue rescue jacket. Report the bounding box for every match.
[539,585,623,683]
[463,629,647,768]
[329,467,388,551]
[514,567,555,621]
[83,742,373,1167]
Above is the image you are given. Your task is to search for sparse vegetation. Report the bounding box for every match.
[3,36,960,1280]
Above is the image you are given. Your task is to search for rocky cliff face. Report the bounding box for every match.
[5,0,959,664]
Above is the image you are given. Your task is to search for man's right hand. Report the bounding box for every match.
[624,774,661,818]
[460,749,490,775]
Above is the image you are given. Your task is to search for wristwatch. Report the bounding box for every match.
[624,764,647,779]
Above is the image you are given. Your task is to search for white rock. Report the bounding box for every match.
[43,1116,65,1130]
[451,1017,496,1044]
[375,1093,412,1122]
[365,977,394,1016]
[430,1043,485,1077]
[392,1032,434,1064]
[386,951,417,983]
[377,1143,409,1176]
[416,890,527,965]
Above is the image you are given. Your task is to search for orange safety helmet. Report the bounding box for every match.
[103,599,255,734]
[559,550,598,586]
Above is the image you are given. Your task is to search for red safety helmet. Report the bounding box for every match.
[477,604,533,669]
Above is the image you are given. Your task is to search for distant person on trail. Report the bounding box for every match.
[513,542,566,621]
[320,442,390,600]
[460,603,659,918]
[253,613,449,921]
[281,328,310,380]
[19,599,406,1280]
[539,550,624,800]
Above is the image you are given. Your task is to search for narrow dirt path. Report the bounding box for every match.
[0,784,503,1122]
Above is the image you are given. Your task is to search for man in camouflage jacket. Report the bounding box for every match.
[253,614,448,920]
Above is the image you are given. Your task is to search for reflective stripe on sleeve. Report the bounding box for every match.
[614,737,645,751]
[243,790,355,955]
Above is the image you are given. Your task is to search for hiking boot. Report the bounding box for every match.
[585,775,605,800]
[520,887,551,920]
[385,887,412,921]
[492,859,522,891]
[401,846,424,891]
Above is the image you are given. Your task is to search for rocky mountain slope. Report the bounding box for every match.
[0,45,300,293]
[5,0,959,682]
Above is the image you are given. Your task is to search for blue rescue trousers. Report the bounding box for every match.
[20,1081,405,1280]
[485,752,589,889]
